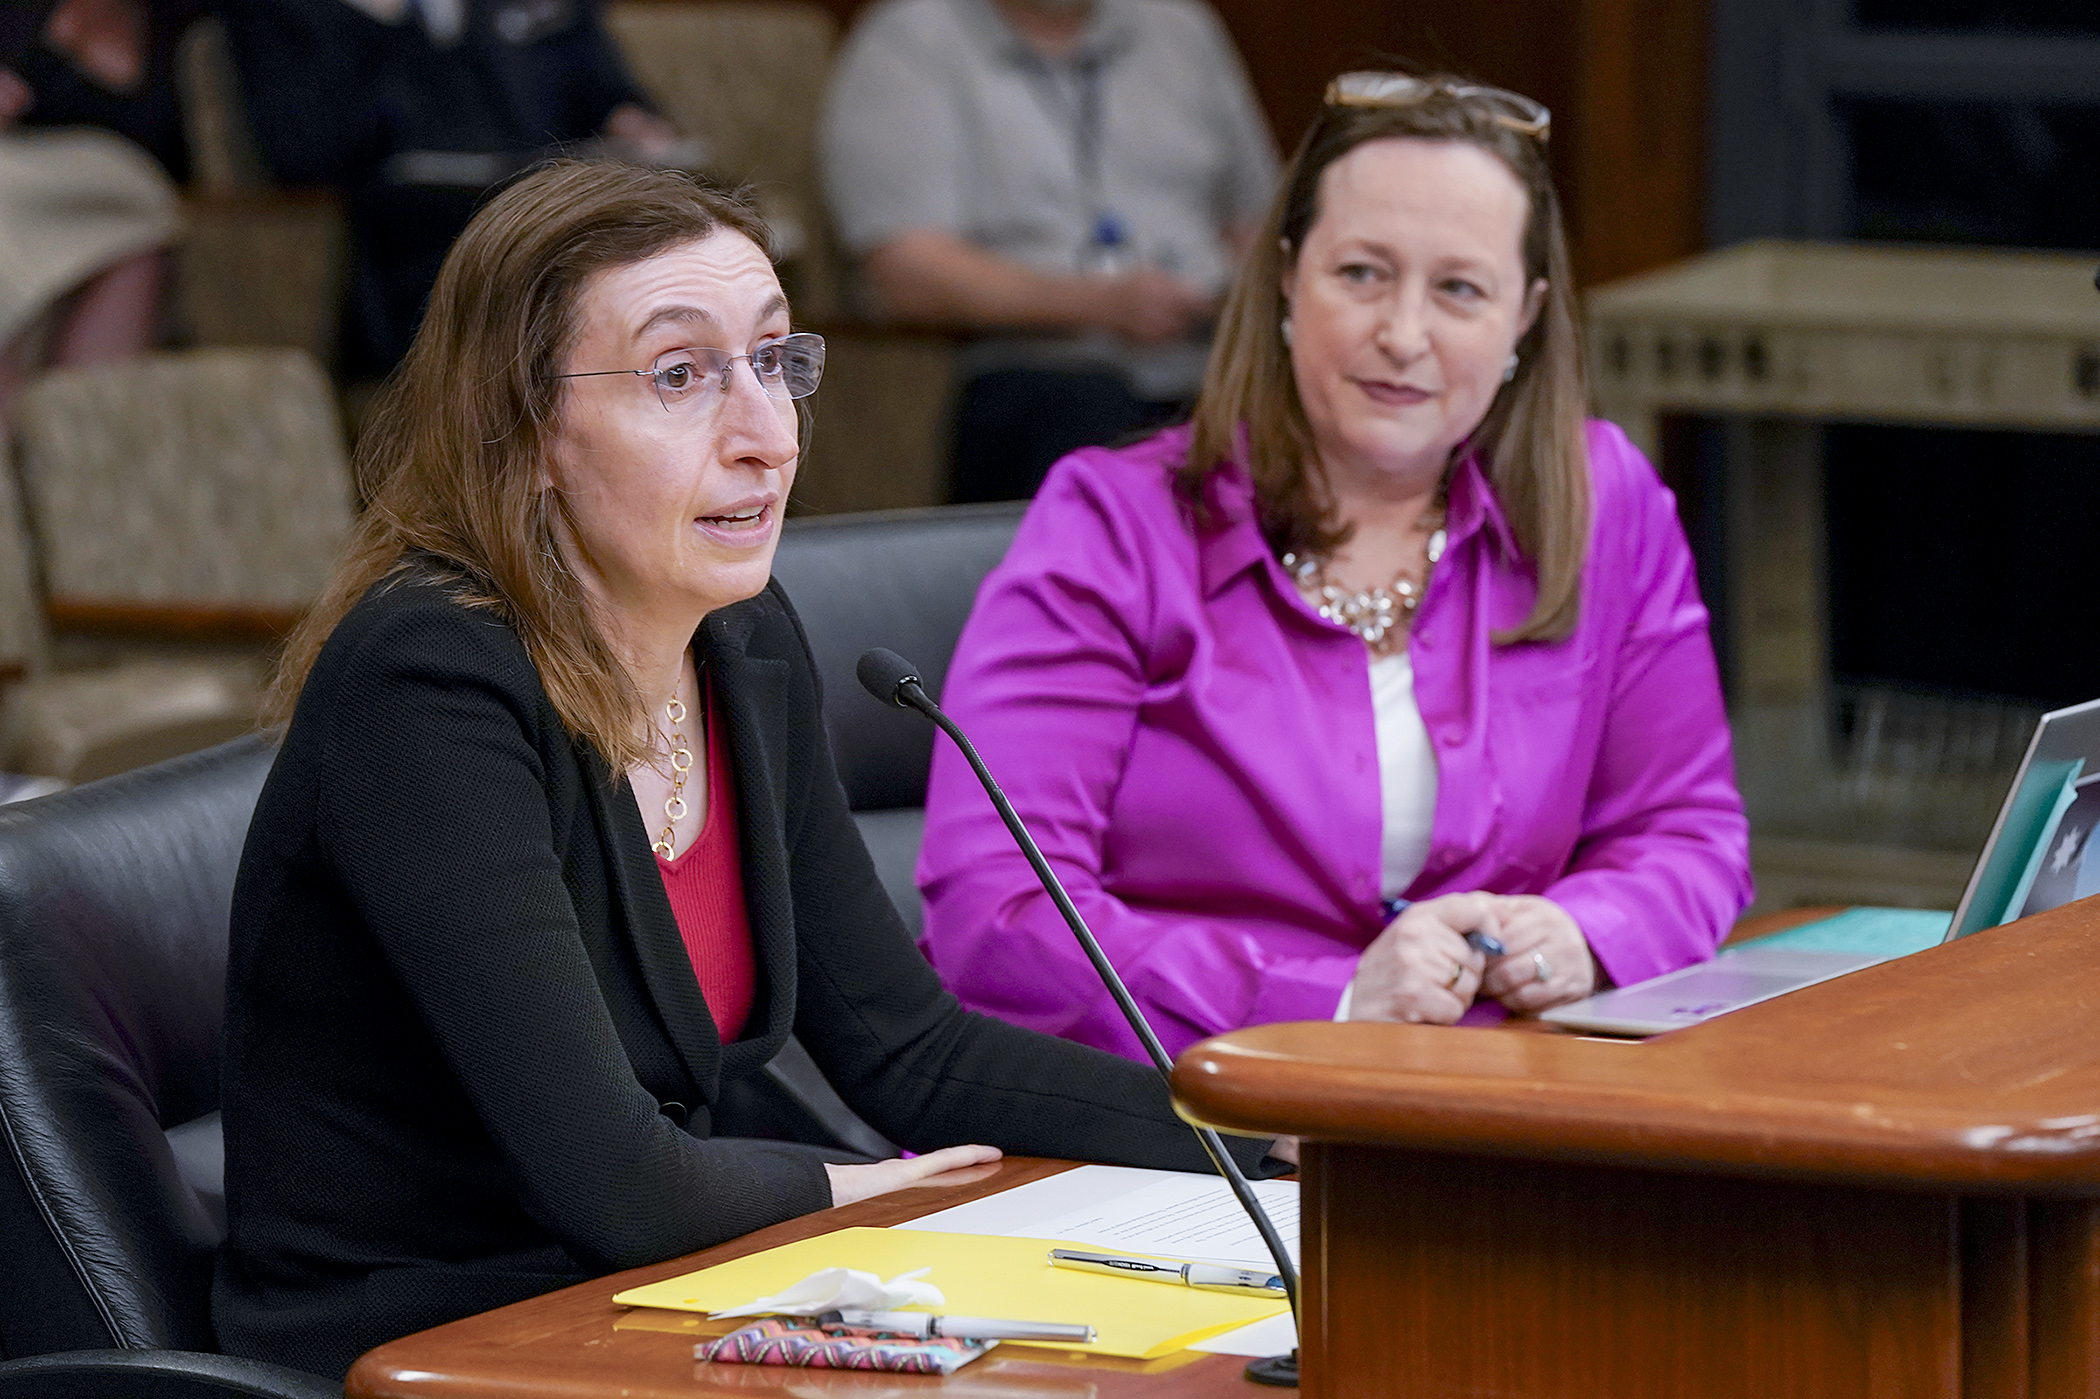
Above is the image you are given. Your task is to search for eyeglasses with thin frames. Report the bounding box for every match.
[1324,71,1550,140]
[555,332,826,414]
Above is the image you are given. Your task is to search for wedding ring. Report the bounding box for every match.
[1446,961,1465,989]
[1531,950,1552,984]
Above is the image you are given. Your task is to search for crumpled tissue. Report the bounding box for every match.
[708,1266,945,1319]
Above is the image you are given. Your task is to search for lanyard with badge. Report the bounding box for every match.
[1019,46,1130,272]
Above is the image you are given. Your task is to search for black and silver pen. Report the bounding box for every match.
[1048,1248,1286,1296]
[1380,898,1507,957]
[821,1309,1096,1343]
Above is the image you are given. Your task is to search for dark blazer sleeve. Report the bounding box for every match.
[311,598,831,1271]
[759,583,1280,1177]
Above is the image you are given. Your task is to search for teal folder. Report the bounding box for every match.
[1729,906,1952,960]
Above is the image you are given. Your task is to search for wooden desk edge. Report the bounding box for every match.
[344,1157,1265,1399]
[1172,1053,2100,1195]
[1171,905,2100,1194]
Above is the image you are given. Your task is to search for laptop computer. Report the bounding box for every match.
[1542,694,2100,1037]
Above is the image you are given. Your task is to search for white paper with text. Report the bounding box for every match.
[895,1165,1299,1271]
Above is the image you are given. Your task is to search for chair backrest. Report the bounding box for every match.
[0,448,48,680]
[12,349,352,615]
[770,503,1025,812]
[603,0,843,317]
[176,15,271,198]
[0,737,274,1357]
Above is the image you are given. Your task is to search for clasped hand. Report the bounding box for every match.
[1347,892,1596,1025]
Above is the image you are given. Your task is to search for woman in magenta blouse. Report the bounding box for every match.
[917,73,1753,1060]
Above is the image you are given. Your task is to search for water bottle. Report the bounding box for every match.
[1080,213,1135,276]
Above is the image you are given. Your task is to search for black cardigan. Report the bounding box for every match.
[211,573,1274,1378]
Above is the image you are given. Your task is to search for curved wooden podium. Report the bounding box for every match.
[1172,901,2100,1399]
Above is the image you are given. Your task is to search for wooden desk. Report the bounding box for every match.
[346,1156,1271,1398]
[1173,899,2100,1399]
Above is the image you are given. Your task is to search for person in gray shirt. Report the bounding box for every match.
[821,0,1277,501]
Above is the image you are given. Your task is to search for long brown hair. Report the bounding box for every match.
[1183,75,1591,643]
[267,161,775,771]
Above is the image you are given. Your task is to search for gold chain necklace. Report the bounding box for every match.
[1281,505,1449,656]
[651,696,695,858]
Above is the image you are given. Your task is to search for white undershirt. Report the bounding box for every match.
[1371,651,1438,900]
[1336,650,1440,1021]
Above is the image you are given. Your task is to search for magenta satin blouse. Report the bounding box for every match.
[916,420,1753,1061]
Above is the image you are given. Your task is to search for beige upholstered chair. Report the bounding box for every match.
[171,16,348,362]
[605,0,843,317]
[1,348,354,781]
[16,349,351,611]
[605,1,961,512]
[0,456,40,685]
[791,328,958,514]
[0,445,258,786]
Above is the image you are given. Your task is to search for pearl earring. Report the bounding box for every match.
[1503,352,1519,383]
[1281,318,1294,348]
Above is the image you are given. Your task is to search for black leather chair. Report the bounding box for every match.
[0,735,337,1398]
[770,502,1027,938]
[755,503,1024,1158]
[0,506,1021,1391]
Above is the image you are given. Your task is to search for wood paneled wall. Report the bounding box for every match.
[1195,0,1710,288]
[790,0,1708,287]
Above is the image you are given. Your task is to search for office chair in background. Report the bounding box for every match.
[770,501,1026,936]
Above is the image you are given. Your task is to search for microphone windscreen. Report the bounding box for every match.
[856,648,922,707]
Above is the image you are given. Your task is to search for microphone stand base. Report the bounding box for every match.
[1244,1351,1300,1387]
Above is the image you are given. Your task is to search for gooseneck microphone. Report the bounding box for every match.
[856,648,1301,1388]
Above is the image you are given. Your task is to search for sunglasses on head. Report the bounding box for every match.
[1324,72,1551,141]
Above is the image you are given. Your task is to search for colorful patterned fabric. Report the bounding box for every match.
[696,1318,993,1375]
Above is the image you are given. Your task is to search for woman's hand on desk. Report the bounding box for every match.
[1478,895,1597,1013]
[824,1144,1004,1207]
[1348,893,1497,1025]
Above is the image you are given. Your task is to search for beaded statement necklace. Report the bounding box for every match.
[1281,498,1449,657]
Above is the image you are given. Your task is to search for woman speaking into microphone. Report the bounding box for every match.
[212,161,1284,1381]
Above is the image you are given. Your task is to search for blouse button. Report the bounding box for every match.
[1440,730,1465,747]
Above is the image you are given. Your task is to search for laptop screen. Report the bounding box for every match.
[1951,695,2100,938]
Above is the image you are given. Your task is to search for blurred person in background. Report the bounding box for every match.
[820,0,1277,503]
[222,0,687,376]
[0,0,188,425]
[917,74,1751,1057]
[2,0,208,178]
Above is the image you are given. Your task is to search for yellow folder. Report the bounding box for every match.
[612,1227,1291,1360]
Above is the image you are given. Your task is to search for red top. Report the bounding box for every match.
[653,675,756,1043]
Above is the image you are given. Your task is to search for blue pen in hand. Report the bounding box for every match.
[1381,898,1506,957]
